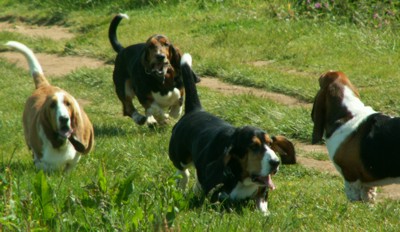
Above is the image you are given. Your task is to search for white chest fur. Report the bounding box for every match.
[229,178,259,200]
[36,125,80,172]
[326,86,376,160]
[151,88,181,108]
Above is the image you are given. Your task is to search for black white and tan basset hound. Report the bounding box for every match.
[6,41,94,172]
[108,13,200,126]
[311,71,400,202]
[168,54,296,215]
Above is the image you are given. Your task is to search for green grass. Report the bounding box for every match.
[1,0,400,231]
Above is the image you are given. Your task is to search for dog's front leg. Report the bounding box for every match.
[146,103,167,125]
[255,187,270,216]
[169,102,182,119]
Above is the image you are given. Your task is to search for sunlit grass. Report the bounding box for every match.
[1,0,400,230]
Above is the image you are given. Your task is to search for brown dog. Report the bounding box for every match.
[6,41,94,172]
[108,13,199,126]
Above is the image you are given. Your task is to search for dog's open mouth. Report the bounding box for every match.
[152,62,169,77]
[252,174,276,190]
[58,126,73,139]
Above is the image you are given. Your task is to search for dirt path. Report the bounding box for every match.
[1,21,399,200]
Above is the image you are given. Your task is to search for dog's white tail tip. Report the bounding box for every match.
[6,41,43,76]
[181,53,192,67]
[118,13,129,20]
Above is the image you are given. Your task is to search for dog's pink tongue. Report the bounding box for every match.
[59,128,73,138]
[267,175,276,190]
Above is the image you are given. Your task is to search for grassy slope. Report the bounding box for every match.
[1,0,400,231]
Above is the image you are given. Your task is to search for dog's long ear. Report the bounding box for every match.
[203,147,232,194]
[69,101,94,154]
[40,103,64,148]
[311,88,326,144]
[169,44,181,71]
[271,136,296,164]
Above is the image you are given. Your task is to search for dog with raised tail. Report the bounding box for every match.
[109,13,200,126]
[6,41,94,172]
[168,54,296,215]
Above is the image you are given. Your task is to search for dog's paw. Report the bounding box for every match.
[132,112,147,125]
[169,105,182,119]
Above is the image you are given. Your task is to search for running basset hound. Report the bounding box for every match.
[169,54,296,215]
[6,41,94,172]
[311,71,400,201]
[108,13,200,126]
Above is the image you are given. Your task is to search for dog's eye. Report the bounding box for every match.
[50,101,57,109]
[249,143,260,152]
[64,101,71,107]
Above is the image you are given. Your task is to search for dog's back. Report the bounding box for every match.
[169,54,233,172]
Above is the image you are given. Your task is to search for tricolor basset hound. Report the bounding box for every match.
[311,71,400,202]
[169,54,296,215]
[108,13,200,126]
[6,41,94,173]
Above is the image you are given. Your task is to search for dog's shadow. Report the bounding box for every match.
[187,191,257,216]
[93,123,170,138]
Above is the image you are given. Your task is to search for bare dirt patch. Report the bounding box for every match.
[0,22,74,40]
[198,77,310,108]
[1,52,107,77]
[1,21,399,200]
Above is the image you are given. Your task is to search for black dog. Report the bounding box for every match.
[168,54,296,215]
[108,13,199,126]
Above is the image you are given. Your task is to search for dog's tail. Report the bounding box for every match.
[181,53,202,114]
[108,13,129,53]
[6,41,49,89]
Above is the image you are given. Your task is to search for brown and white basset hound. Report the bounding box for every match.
[108,13,200,126]
[311,71,400,202]
[169,54,296,215]
[6,41,94,172]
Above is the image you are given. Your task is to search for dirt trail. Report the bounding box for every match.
[1,21,399,200]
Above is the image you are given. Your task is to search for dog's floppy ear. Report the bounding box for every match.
[271,135,296,164]
[40,104,64,148]
[203,147,232,194]
[69,102,94,154]
[311,88,326,144]
[169,44,181,70]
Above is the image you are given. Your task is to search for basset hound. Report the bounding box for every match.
[6,41,94,172]
[311,71,400,202]
[108,13,200,126]
[168,54,296,215]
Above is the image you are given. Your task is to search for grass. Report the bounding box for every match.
[1,0,400,231]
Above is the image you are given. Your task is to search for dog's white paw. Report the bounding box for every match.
[169,105,182,119]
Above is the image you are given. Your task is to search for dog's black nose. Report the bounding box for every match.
[59,116,69,125]
[269,159,280,169]
[156,54,166,61]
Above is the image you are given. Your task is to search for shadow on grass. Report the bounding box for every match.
[94,123,170,137]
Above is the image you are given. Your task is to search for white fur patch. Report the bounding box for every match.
[229,178,259,200]
[176,169,190,190]
[261,145,280,177]
[55,92,71,129]
[6,41,43,75]
[326,86,376,163]
[257,199,269,216]
[180,53,192,67]
[118,13,129,20]
[344,180,377,202]
[151,88,181,108]
[37,125,79,172]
